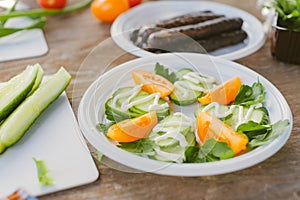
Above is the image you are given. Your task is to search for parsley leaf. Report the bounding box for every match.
[154,62,178,83]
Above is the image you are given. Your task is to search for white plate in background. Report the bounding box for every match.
[111,1,265,60]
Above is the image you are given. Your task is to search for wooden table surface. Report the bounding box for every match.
[1,0,300,199]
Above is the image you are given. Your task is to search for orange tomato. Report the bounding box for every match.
[198,76,242,105]
[91,0,129,23]
[37,0,67,9]
[196,112,248,155]
[132,70,174,98]
[107,111,158,142]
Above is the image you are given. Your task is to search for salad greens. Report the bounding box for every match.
[119,139,155,155]
[267,0,300,31]
[97,151,104,162]
[234,81,265,106]
[239,120,290,148]
[98,63,290,164]
[154,62,178,83]
[185,139,234,163]
[96,121,115,134]
[33,157,54,186]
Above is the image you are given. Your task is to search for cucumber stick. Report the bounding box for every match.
[27,64,45,97]
[0,67,71,154]
[0,65,39,122]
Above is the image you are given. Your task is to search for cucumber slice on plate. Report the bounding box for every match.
[0,64,40,122]
[105,86,170,122]
[148,112,196,163]
[194,103,269,130]
[0,67,71,154]
[170,81,204,105]
[170,68,216,105]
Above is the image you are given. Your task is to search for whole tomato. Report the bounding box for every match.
[128,0,142,7]
[91,0,130,23]
[37,0,67,9]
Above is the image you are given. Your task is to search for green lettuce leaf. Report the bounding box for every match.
[96,122,115,134]
[119,139,155,156]
[248,119,290,148]
[184,138,234,163]
[234,81,265,106]
[237,121,271,140]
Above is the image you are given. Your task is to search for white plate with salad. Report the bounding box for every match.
[111,1,265,60]
[78,53,292,176]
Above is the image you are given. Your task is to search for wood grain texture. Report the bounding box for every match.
[1,0,299,199]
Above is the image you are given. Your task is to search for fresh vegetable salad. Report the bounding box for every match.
[97,63,290,163]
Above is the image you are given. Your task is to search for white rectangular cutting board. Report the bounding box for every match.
[0,0,48,62]
[0,92,99,198]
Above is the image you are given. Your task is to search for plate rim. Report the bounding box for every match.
[78,53,292,176]
[110,0,266,60]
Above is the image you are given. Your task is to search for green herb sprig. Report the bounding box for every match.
[267,0,300,31]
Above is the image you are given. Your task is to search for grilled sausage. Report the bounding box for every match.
[146,17,244,49]
[133,26,163,48]
[156,11,224,28]
[197,30,248,52]
[142,30,247,54]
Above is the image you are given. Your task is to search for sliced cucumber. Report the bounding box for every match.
[176,68,193,79]
[105,86,170,122]
[170,81,204,105]
[157,138,179,148]
[105,98,140,119]
[194,103,269,130]
[148,113,195,163]
[131,95,170,119]
[27,64,44,97]
[0,67,71,154]
[170,68,215,106]
[225,107,268,129]
[156,114,193,133]
[0,65,39,122]
[194,104,228,117]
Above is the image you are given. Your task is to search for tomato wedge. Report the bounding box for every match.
[107,111,158,142]
[196,112,248,155]
[198,76,242,105]
[132,70,174,98]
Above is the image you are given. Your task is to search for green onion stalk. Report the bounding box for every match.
[0,0,92,37]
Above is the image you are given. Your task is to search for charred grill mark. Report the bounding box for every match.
[156,11,224,28]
